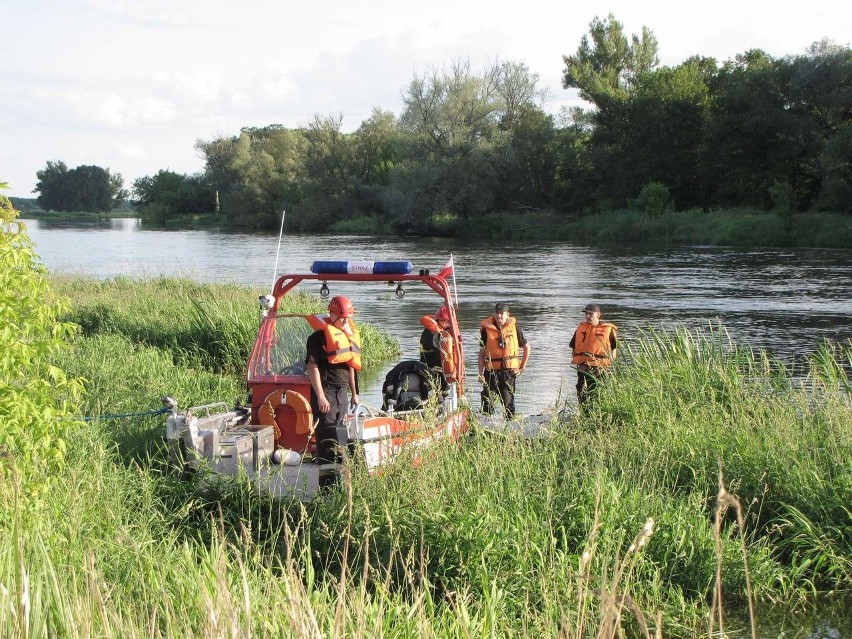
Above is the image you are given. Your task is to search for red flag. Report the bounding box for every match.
[438,256,454,279]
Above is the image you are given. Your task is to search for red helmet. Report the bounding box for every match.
[434,306,451,322]
[328,295,355,318]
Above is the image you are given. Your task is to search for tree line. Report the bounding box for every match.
[35,15,851,229]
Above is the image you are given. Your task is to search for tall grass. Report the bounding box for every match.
[550,208,852,248]
[2,279,850,637]
[439,207,852,247]
[49,275,400,375]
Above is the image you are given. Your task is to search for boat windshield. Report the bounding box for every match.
[247,315,313,380]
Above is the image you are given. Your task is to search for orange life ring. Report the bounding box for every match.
[258,389,313,446]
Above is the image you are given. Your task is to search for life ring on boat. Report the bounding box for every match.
[258,389,313,446]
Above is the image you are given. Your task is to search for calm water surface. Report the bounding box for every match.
[26,217,852,413]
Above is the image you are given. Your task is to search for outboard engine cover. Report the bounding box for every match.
[381,360,432,411]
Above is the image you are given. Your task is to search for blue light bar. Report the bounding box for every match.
[310,260,414,275]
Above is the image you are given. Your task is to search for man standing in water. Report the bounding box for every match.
[305,295,360,486]
[478,302,531,418]
[570,303,617,404]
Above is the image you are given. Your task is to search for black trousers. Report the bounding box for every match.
[311,384,349,467]
[576,364,604,404]
[481,369,517,417]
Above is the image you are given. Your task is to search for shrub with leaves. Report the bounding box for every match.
[0,184,83,499]
[629,181,674,216]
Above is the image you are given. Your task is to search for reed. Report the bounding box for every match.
[547,208,852,248]
[49,275,400,374]
[3,278,850,637]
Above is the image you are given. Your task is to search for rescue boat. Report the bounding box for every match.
[163,259,469,500]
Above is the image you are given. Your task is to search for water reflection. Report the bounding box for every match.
[25,217,852,414]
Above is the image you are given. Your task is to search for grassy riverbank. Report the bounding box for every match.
[3,276,851,637]
[323,207,852,249]
[446,208,852,248]
[23,205,852,249]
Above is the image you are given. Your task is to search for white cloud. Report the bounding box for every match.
[100,93,130,127]
[154,70,222,104]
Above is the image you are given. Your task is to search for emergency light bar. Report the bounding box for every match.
[310,260,414,275]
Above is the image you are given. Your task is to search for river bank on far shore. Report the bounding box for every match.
[17,204,852,250]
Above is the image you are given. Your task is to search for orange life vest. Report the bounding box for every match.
[571,322,617,367]
[481,316,520,371]
[419,315,458,382]
[305,314,362,370]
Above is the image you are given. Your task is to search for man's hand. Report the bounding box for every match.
[317,395,330,414]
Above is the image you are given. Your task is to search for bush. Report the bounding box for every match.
[629,182,674,216]
[0,186,84,500]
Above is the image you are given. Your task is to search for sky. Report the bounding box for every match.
[2,0,849,199]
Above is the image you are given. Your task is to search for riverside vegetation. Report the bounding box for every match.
[2,198,851,637]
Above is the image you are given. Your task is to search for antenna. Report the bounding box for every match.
[271,209,286,291]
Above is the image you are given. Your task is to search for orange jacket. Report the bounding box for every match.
[306,314,362,370]
[571,322,617,367]
[480,316,520,371]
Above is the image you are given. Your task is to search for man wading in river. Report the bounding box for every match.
[478,302,531,418]
[570,303,617,405]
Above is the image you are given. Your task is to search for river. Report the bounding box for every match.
[24,216,852,414]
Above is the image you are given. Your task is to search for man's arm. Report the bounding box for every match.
[348,366,359,406]
[306,361,330,414]
[478,328,488,380]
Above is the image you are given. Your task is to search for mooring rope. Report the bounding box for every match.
[73,406,171,422]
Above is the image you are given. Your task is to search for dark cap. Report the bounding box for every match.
[583,304,601,314]
[494,302,510,312]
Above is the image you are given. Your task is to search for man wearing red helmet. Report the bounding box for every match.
[419,305,455,388]
[305,295,360,484]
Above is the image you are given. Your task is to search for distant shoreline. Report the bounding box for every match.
[20,207,852,250]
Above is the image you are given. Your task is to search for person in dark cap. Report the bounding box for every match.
[570,303,617,404]
[478,302,531,418]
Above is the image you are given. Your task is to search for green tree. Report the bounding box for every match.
[495,106,558,210]
[629,181,673,215]
[620,56,715,209]
[395,60,507,223]
[196,126,306,228]
[699,50,803,209]
[558,15,660,212]
[494,61,547,132]
[561,13,659,113]
[352,108,402,187]
[132,170,216,223]
[788,40,852,212]
[34,161,126,212]
[33,160,69,211]
[400,59,501,158]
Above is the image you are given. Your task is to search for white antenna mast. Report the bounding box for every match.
[271,209,286,291]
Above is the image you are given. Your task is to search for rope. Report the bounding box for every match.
[73,406,171,422]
